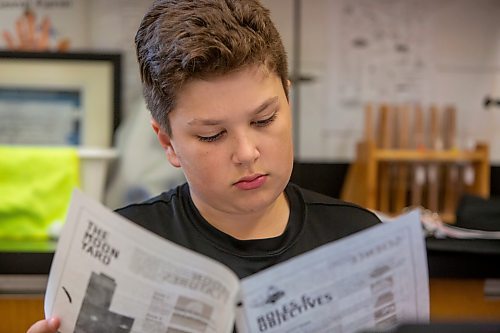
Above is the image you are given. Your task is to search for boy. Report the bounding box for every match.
[28,0,379,332]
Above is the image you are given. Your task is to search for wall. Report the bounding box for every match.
[4,0,498,162]
[273,0,500,163]
[1,0,499,203]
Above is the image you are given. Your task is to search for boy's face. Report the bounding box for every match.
[153,65,293,217]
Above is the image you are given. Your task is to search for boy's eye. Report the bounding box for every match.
[197,131,225,142]
[252,112,278,127]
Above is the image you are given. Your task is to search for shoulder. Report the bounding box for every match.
[288,182,380,228]
[114,183,188,230]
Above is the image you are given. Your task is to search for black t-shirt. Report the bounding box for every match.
[116,182,380,279]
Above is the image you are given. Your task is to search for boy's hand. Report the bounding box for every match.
[27,318,60,333]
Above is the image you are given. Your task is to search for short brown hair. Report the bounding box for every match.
[135,0,288,135]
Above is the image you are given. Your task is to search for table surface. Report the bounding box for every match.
[1,237,499,277]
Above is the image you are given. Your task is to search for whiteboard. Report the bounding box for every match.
[296,0,500,163]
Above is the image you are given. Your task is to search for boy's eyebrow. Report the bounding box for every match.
[187,96,279,126]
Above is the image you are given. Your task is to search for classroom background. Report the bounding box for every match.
[0,0,499,332]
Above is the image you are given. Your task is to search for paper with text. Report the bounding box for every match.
[236,210,429,333]
[45,189,240,333]
[45,190,428,333]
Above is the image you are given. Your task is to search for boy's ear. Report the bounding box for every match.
[151,119,181,168]
[286,80,292,103]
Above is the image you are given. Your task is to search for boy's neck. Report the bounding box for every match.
[193,192,290,240]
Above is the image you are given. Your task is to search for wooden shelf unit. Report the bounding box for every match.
[341,103,490,223]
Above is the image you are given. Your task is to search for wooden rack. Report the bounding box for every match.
[341,103,490,223]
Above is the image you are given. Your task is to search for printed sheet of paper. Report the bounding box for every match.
[44,189,240,333]
[236,211,429,333]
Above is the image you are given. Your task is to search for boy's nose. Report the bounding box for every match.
[231,134,260,165]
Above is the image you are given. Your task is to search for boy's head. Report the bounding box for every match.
[135,0,289,136]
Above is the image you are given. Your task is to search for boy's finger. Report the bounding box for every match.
[26,317,60,333]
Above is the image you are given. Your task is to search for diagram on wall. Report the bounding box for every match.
[312,0,500,162]
[0,0,88,51]
[335,0,431,109]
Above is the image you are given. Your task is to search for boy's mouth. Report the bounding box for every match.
[234,174,267,190]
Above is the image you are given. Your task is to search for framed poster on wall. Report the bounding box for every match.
[0,52,121,147]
